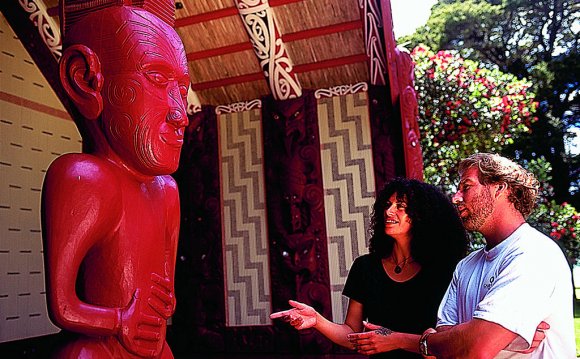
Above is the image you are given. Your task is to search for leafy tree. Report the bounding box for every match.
[412,45,580,264]
[412,45,537,187]
[401,0,579,208]
[527,157,580,265]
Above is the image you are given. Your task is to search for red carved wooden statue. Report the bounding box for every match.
[41,1,189,357]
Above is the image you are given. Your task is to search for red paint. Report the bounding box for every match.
[42,2,187,358]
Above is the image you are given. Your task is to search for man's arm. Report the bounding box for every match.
[427,318,517,359]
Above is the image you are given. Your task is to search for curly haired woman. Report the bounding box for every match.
[271,177,468,359]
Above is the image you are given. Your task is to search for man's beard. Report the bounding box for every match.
[462,187,493,231]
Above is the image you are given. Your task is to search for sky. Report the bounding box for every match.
[390,0,438,39]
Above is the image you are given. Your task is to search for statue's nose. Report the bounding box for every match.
[166,108,188,128]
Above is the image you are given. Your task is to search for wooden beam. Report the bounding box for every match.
[191,53,366,91]
[175,0,303,28]
[187,20,363,60]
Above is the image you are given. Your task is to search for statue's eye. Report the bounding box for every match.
[273,113,280,120]
[146,71,169,85]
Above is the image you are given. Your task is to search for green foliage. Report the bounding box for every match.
[530,200,580,265]
[411,45,537,188]
[402,0,579,77]
[402,0,579,209]
[401,0,502,61]
[412,45,580,263]
[526,157,580,265]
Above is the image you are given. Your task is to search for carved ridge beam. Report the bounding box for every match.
[234,0,302,100]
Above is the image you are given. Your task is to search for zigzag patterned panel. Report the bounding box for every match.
[317,92,376,323]
[218,109,272,326]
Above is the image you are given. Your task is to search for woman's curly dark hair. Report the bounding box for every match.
[369,178,468,272]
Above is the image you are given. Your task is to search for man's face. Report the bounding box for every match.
[99,8,189,176]
[453,167,494,231]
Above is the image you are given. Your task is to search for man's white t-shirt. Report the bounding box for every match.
[437,223,575,358]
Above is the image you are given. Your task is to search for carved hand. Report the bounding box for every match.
[118,289,164,358]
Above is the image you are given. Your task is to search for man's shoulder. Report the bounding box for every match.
[501,224,570,274]
[514,224,563,254]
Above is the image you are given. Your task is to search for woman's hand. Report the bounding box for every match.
[269,300,318,330]
[347,321,399,355]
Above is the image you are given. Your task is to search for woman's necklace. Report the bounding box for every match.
[392,255,410,274]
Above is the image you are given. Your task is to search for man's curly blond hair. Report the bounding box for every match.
[458,153,540,218]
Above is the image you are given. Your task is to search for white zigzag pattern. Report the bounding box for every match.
[218,110,272,327]
[318,93,376,323]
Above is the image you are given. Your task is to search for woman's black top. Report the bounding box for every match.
[342,254,452,359]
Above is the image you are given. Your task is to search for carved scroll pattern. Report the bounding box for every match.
[235,0,302,100]
[19,0,62,60]
[215,99,262,114]
[359,0,386,86]
[314,82,368,99]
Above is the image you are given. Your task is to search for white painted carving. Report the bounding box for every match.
[215,99,262,114]
[315,82,368,99]
[19,0,62,60]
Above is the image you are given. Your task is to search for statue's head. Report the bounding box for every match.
[59,0,189,175]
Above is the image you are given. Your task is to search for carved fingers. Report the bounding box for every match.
[118,289,165,358]
[148,272,176,319]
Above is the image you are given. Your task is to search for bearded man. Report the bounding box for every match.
[336,154,571,358]
[421,153,575,358]
[41,1,189,357]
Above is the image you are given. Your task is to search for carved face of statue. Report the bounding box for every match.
[279,234,317,276]
[98,8,189,176]
[272,97,306,155]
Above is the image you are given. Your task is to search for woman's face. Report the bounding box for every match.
[383,193,412,238]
